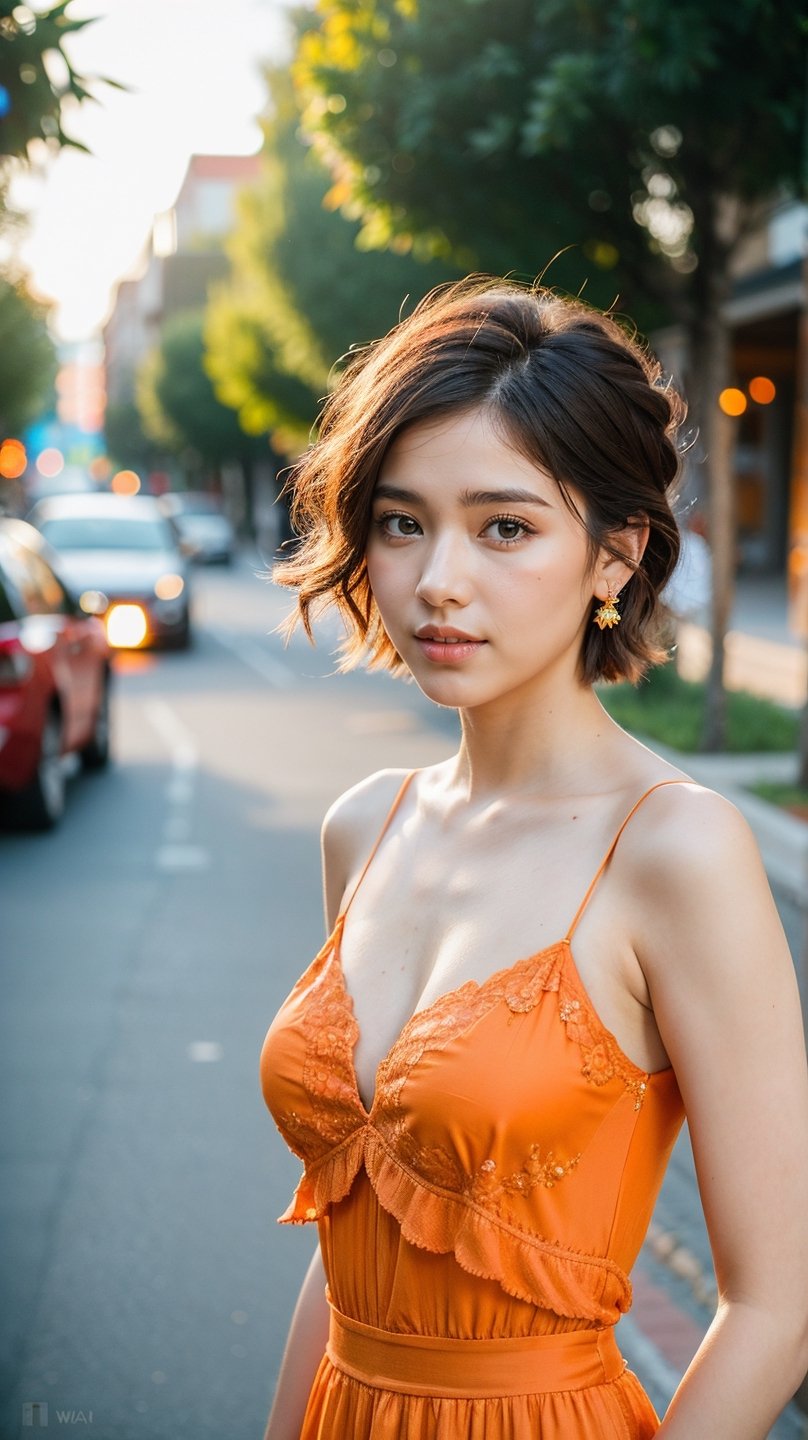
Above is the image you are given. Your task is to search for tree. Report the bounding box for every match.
[293,0,806,747]
[0,276,56,433]
[0,2,120,449]
[0,1,122,163]
[137,310,267,532]
[204,65,460,452]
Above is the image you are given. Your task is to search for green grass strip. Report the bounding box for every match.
[598,663,798,754]
[748,781,808,812]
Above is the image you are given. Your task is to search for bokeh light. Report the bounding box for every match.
[79,589,109,615]
[0,440,27,479]
[718,388,747,417]
[111,469,141,496]
[105,604,148,648]
[36,447,65,478]
[154,573,184,601]
[748,376,776,406]
[89,455,112,482]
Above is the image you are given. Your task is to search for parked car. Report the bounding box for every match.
[0,519,111,829]
[27,493,192,649]
[159,491,236,564]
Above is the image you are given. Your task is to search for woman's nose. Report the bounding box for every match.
[414,533,473,608]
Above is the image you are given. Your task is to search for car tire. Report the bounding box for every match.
[14,709,66,830]
[80,671,111,771]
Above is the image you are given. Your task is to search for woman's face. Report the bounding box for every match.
[365,407,605,712]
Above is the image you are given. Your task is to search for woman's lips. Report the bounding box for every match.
[414,635,487,664]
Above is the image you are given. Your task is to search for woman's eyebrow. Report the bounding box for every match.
[373,484,552,509]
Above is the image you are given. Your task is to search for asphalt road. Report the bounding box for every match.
[1,553,804,1440]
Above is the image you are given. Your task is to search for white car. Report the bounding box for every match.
[27,493,192,650]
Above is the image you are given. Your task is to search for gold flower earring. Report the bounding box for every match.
[593,584,621,630]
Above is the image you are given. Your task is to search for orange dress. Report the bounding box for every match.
[260,774,687,1438]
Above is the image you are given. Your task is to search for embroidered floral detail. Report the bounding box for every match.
[581,1042,614,1087]
[551,948,649,1109]
[465,1146,581,1210]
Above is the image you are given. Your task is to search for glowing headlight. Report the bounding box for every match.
[105,604,148,648]
[154,573,184,601]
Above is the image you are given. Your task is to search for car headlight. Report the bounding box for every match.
[154,573,185,600]
[105,604,148,648]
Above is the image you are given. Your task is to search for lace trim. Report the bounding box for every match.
[278,1125,630,1323]
[275,936,365,1162]
[370,942,648,1147]
[363,1129,632,1323]
[276,939,648,1225]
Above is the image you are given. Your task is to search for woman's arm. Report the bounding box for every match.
[262,1245,329,1440]
[631,787,808,1437]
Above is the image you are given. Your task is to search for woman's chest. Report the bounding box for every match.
[338,879,562,1097]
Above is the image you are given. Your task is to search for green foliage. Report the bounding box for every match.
[292,0,806,319]
[0,276,57,432]
[748,782,808,815]
[599,664,799,754]
[103,399,163,471]
[0,1,124,161]
[204,64,460,449]
[137,311,264,467]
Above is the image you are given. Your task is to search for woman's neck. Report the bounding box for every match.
[451,681,621,801]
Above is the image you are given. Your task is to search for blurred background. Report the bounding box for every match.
[1,2,807,1437]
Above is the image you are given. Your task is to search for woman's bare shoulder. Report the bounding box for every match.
[320,768,419,928]
[621,777,760,884]
[615,779,777,975]
[321,767,417,873]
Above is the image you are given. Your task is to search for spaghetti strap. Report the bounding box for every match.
[564,779,693,942]
[340,770,418,919]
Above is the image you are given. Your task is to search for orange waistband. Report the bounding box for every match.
[326,1305,626,1399]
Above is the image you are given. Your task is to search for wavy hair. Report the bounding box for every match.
[275,277,685,684]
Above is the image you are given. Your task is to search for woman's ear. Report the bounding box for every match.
[593,514,650,599]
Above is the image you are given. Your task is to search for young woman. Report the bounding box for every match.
[259,279,808,1439]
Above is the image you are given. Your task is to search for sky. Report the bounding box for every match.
[7,0,290,342]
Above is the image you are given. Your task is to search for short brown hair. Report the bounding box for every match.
[275,277,684,684]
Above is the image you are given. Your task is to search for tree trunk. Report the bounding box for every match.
[686,235,736,752]
[701,332,736,752]
[799,639,808,788]
[794,256,808,789]
[241,455,257,541]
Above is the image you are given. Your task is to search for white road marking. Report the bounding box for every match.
[209,627,294,688]
[187,1041,223,1062]
[143,700,199,771]
[156,844,209,870]
[143,700,209,868]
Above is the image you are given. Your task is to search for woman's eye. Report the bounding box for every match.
[377,512,421,538]
[484,516,531,544]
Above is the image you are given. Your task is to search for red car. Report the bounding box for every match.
[0,518,111,829]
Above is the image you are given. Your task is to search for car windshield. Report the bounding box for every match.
[38,517,172,552]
